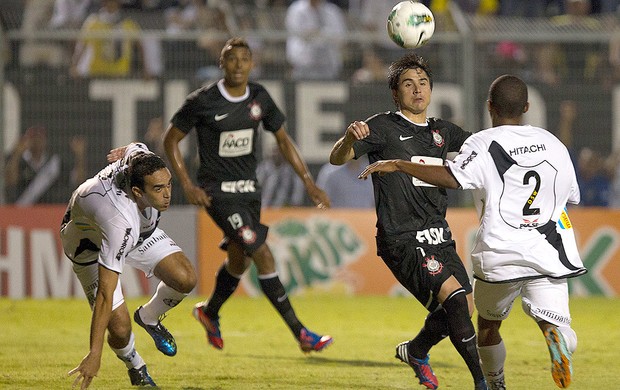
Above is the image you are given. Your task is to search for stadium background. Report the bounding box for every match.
[1,1,619,298]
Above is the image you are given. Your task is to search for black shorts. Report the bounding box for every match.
[207,192,269,255]
[376,237,472,312]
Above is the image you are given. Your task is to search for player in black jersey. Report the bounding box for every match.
[330,53,487,390]
[163,37,333,353]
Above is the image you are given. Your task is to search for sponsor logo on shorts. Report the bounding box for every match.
[416,227,446,245]
[137,231,170,254]
[423,255,443,275]
[533,308,571,325]
[239,226,257,245]
[221,180,256,193]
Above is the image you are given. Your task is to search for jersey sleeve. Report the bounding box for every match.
[170,90,201,134]
[97,213,137,274]
[353,115,386,158]
[438,119,471,152]
[565,149,581,205]
[258,87,286,133]
[446,135,487,190]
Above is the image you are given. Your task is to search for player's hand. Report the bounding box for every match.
[183,184,211,208]
[358,160,399,180]
[345,121,370,141]
[307,184,330,210]
[106,146,128,163]
[68,353,100,389]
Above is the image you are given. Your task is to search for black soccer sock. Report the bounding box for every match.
[408,308,449,359]
[259,274,304,337]
[204,263,240,319]
[442,289,486,383]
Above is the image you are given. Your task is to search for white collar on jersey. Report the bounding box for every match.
[396,111,428,127]
[217,79,250,103]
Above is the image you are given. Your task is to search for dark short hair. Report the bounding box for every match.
[387,52,433,91]
[221,37,252,58]
[488,74,528,118]
[128,153,167,190]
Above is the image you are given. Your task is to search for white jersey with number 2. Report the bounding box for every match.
[447,125,586,282]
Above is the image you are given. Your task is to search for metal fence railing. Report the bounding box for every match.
[1,4,619,206]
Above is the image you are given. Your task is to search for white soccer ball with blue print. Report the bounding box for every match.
[387,1,435,49]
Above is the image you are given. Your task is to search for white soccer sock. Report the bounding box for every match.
[478,340,506,387]
[139,281,187,325]
[557,326,578,353]
[111,332,146,369]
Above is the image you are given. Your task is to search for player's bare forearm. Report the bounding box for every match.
[330,121,369,165]
[163,126,193,188]
[329,137,355,165]
[275,129,330,208]
[359,160,459,189]
[396,161,459,189]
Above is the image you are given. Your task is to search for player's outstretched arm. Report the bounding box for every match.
[359,159,460,189]
[163,125,211,208]
[330,121,369,165]
[274,127,330,209]
[68,266,118,389]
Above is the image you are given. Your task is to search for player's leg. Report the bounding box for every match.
[251,242,333,352]
[474,279,521,390]
[378,244,445,389]
[194,241,249,350]
[437,277,487,389]
[131,229,196,356]
[107,303,156,386]
[395,307,446,390]
[522,278,575,388]
[202,241,249,318]
[477,316,506,390]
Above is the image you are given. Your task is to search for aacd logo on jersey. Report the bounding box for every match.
[219,129,254,157]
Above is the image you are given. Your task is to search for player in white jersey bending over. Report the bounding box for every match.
[60,143,196,389]
[359,74,587,389]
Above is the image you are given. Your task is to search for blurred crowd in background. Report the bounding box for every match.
[2,0,620,207]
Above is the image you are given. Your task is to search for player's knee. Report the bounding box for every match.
[442,288,469,317]
[179,273,197,294]
[108,320,132,346]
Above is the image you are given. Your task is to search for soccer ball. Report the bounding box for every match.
[387,1,435,49]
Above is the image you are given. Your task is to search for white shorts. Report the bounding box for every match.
[474,277,572,327]
[72,228,181,311]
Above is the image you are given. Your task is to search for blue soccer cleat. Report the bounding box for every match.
[299,328,333,353]
[544,327,572,388]
[395,341,438,389]
[134,306,177,357]
[127,365,157,387]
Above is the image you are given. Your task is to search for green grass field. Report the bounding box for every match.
[0,295,617,389]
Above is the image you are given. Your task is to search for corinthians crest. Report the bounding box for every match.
[432,130,444,147]
[248,101,262,120]
[423,255,443,275]
[239,226,257,244]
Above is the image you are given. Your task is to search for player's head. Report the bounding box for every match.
[487,74,529,122]
[388,53,433,112]
[219,37,253,88]
[128,153,172,211]
[388,53,433,91]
